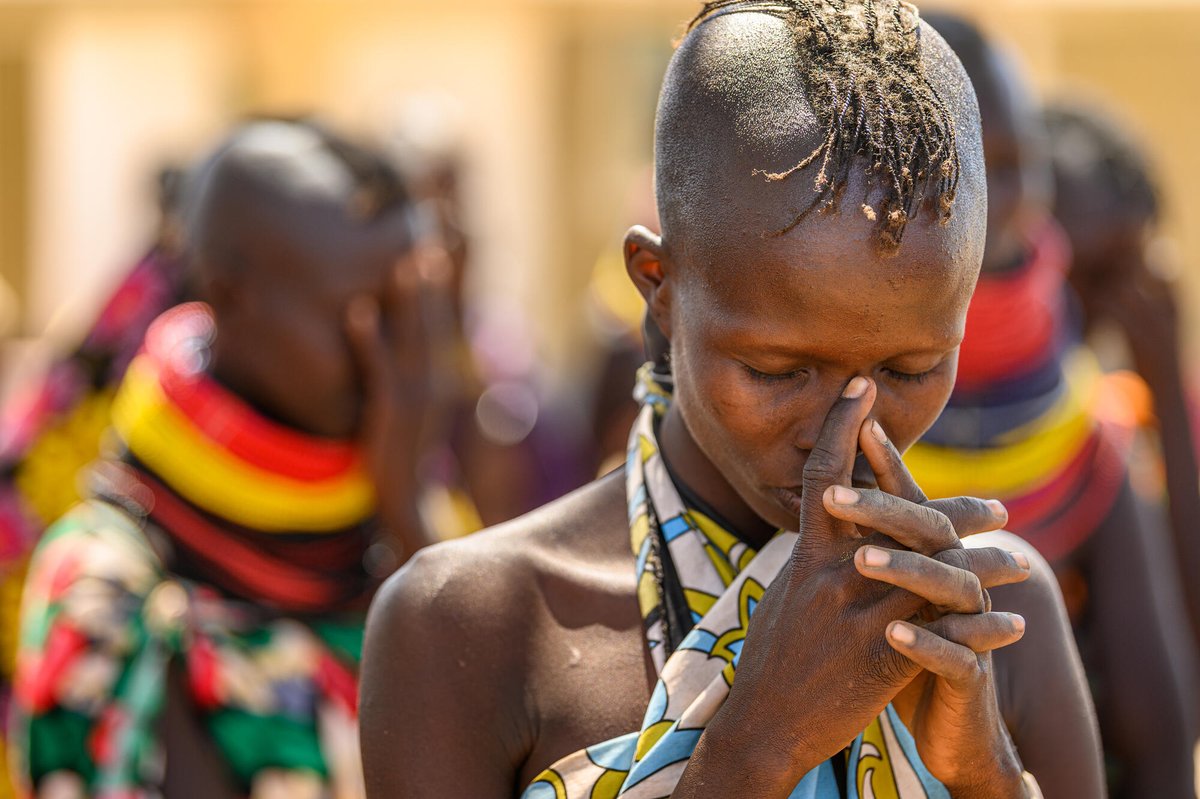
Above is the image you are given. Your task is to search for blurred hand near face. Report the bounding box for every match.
[345,247,438,562]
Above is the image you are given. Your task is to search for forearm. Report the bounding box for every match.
[677,715,1031,799]
[943,747,1028,799]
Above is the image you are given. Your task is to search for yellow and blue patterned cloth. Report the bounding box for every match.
[522,365,948,799]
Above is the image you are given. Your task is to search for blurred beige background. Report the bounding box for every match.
[0,0,1197,397]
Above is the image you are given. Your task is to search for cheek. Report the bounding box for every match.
[674,342,782,458]
[875,375,955,452]
[264,303,359,416]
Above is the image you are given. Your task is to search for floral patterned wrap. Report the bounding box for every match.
[12,500,365,798]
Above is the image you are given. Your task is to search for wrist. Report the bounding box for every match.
[943,752,1027,799]
[686,705,813,797]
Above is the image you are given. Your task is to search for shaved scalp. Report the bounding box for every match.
[655,1,983,256]
[183,120,411,276]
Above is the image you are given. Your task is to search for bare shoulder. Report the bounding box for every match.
[368,469,629,645]
[360,471,632,795]
[966,530,1063,619]
[967,530,1104,794]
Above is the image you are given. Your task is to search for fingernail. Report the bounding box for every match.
[870,420,887,443]
[1009,613,1026,633]
[861,546,890,568]
[1010,551,1030,570]
[986,499,1007,518]
[842,377,869,399]
[889,622,916,645]
[831,486,859,506]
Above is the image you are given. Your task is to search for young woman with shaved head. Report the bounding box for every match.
[361,4,1103,797]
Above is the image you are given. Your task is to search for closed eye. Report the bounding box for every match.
[882,367,935,384]
[743,363,808,382]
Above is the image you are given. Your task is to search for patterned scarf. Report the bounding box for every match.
[12,303,377,798]
[522,365,947,799]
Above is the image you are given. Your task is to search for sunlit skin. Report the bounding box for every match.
[647,185,976,544]
[194,135,420,439]
[360,13,1102,799]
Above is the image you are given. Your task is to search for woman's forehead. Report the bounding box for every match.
[680,219,975,351]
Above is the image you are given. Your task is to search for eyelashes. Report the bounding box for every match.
[881,367,934,385]
[742,364,809,382]
[741,363,936,385]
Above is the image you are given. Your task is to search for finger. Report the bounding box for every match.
[824,487,960,554]
[797,377,877,546]
[934,547,1031,590]
[859,420,1009,538]
[346,295,385,394]
[925,612,1026,654]
[885,621,980,684]
[855,545,986,614]
[388,253,432,384]
[858,418,926,502]
[926,496,1008,539]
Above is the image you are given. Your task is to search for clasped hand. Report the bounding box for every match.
[713,376,1031,797]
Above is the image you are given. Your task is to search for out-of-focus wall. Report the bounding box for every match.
[0,0,1198,393]
[28,6,235,341]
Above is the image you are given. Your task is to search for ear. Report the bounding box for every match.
[623,225,674,340]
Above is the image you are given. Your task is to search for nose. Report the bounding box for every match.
[790,373,869,452]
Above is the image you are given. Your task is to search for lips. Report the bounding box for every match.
[771,453,879,517]
[773,487,805,518]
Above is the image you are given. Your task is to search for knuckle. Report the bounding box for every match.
[952,654,982,683]
[959,495,990,521]
[958,570,984,610]
[802,453,842,485]
[931,510,957,544]
[871,634,914,682]
[934,547,969,570]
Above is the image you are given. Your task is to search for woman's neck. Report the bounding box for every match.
[658,402,776,549]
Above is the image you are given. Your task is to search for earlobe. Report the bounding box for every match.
[623,225,673,339]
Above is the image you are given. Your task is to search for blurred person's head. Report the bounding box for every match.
[924,11,1052,274]
[388,94,470,332]
[1045,101,1160,302]
[624,0,986,532]
[183,119,416,439]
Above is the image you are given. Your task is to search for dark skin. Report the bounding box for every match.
[195,125,435,558]
[34,123,436,799]
[361,16,1102,789]
[942,31,1051,276]
[360,211,1100,796]
[935,23,1197,797]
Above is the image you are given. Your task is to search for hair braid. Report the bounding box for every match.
[688,0,960,248]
